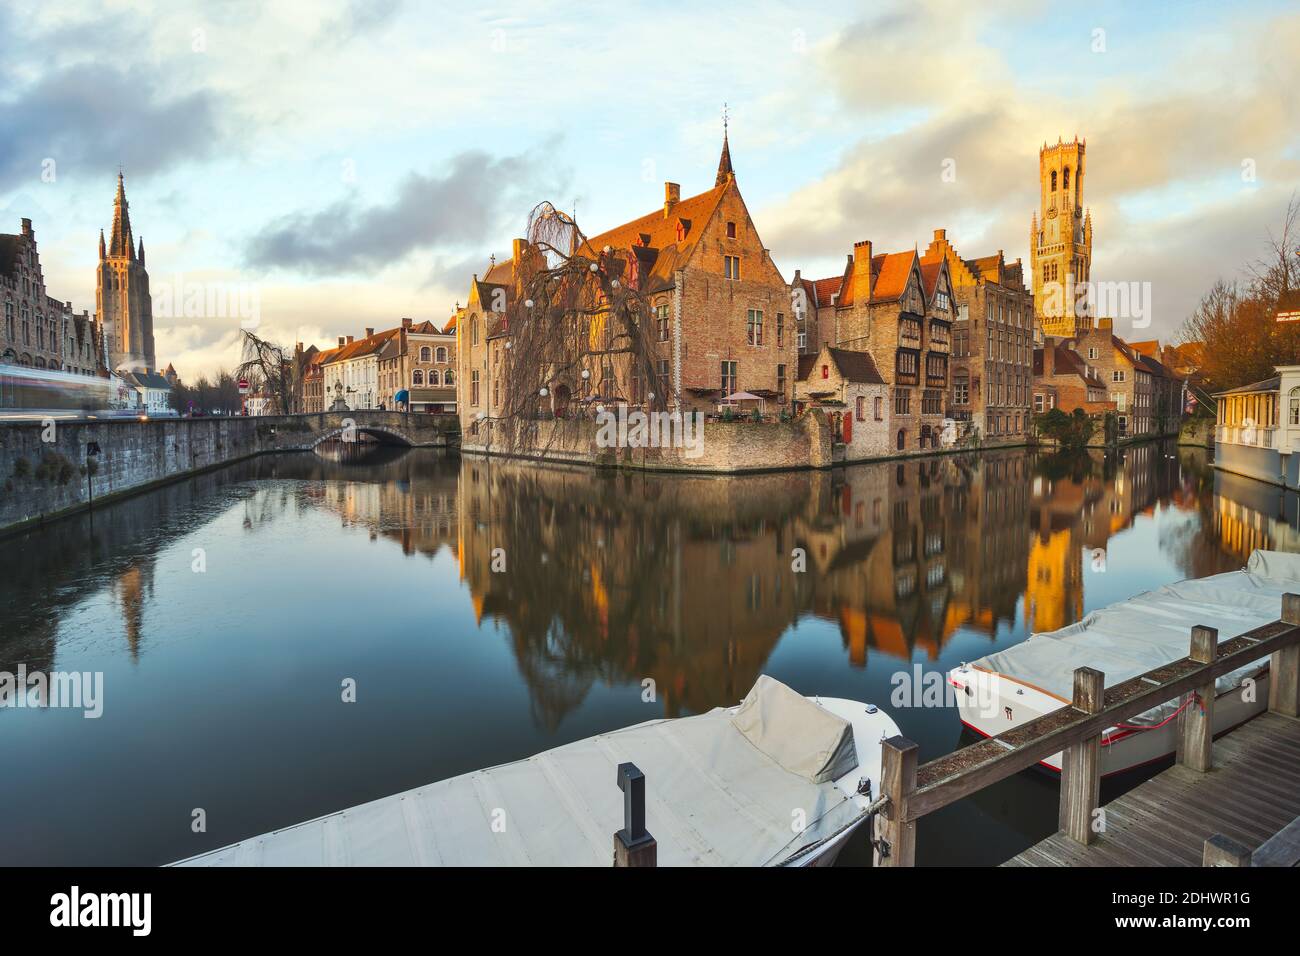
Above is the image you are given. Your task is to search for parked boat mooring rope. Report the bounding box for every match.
[777,794,890,866]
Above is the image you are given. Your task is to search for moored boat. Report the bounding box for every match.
[947,550,1297,776]
[172,675,900,867]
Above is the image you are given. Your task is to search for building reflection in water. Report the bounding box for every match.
[7,440,1300,730]
[447,442,1250,729]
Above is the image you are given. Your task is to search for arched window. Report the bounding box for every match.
[429,370,440,386]
[436,347,447,363]
[443,369,454,386]
[419,346,431,362]
[1050,170,1058,191]
[1063,167,1070,190]
[896,429,906,451]
[1289,387,1300,426]
[413,369,424,385]
[470,315,479,345]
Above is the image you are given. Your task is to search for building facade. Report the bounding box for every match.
[97,173,156,372]
[1031,137,1093,340]
[322,328,397,411]
[800,242,953,452]
[403,318,457,413]
[795,345,890,461]
[923,230,1034,445]
[458,134,797,437]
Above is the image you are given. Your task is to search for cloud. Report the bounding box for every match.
[245,144,568,275]
[0,62,223,190]
[760,1,1300,342]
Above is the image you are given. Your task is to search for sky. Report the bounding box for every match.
[1,0,1297,380]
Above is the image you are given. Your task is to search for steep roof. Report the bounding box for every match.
[870,250,918,303]
[323,328,400,364]
[579,183,727,264]
[797,346,885,385]
[919,260,943,299]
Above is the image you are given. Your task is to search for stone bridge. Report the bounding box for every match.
[266,410,460,449]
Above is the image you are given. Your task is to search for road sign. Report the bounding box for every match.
[238,378,250,394]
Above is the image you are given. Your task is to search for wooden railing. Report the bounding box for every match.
[875,595,1300,866]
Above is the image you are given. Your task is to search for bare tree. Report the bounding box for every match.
[1179,195,1300,390]
[235,329,298,415]
[487,202,678,453]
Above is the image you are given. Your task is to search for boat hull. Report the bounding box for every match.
[948,665,1270,776]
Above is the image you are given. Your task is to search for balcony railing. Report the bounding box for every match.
[1218,424,1278,449]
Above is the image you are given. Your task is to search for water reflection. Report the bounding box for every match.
[2,439,1297,865]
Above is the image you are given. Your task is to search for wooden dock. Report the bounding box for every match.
[1003,712,1300,866]
[873,595,1300,867]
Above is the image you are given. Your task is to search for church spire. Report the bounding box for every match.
[99,229,106,260]
[138,237,145,266]
[108,171,134,259]
[715,104,734,187]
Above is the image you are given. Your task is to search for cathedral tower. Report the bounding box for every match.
[1030,137,1092,338]
[96,173,156,371]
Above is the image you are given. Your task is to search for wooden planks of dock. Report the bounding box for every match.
[1004,713,1300,866]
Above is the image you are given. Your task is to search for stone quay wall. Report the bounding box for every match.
[0,411,458,535]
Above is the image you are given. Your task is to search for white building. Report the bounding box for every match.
[120,369,172,415]
[322,328,395,411]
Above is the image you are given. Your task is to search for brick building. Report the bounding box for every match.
[1032,338,1113,417]
[458,133,796,435]
[1070,320,1182,437]
[922,230,1034,445]
[3,219,92,372]
[1031,137,1093,339]
[403,318,456,413]
[797,241,953,452]
[795,344,889,461]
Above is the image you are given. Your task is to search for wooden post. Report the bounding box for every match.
[1059,667,1105,846]
[1177,625,1218,772]
[1203,833,1252,867]
[1270,593,1300,718]
[877,736,918,867]
[613,762,656,867]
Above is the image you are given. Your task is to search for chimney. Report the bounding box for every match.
[20,218,32,237]
[402,317,413,330]
[664,182,680,217]
[347,335,354,344]
[852,240,873,303]
[1042,337,1055,377]
[365,327,374,339]
[338,337,346,347]
[511,237,527,264]
[933,228,946,242]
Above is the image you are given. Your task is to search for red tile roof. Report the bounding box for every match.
[870,251,918,302]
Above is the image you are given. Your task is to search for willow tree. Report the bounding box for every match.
[235,329,298,415]
[489,202,678,453]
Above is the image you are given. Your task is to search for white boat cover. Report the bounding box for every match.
[173,676,863,867]
[975,550,1299,721]
[731,675,858,783]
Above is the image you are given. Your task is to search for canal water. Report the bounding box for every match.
[1,441,1293,866]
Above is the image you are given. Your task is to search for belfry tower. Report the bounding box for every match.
[1030,137,1092,338]
[97,172,156,371]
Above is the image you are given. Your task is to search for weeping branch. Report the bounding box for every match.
[235,329,298,415]
[488,202,678,453]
